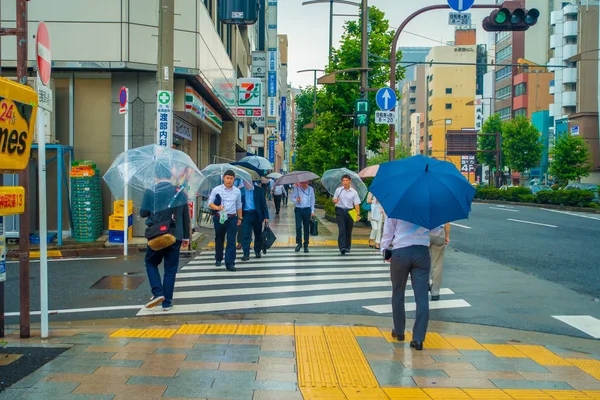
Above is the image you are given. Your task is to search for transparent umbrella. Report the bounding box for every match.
[103,144,204,213]
[321,168,368,200]
[238,155,273,171]
[197,164,253,199]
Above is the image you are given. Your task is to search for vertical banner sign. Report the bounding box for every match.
[268,97,277,118]
[280,97,287,142]
[157,90,173,147]
[0,217,5,283]
[474,95,484,131]
[268,136,276,163]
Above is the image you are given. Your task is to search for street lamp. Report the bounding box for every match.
[302,0,360,65]
[298,69,325,130]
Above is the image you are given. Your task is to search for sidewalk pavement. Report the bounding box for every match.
[1,318,600,399]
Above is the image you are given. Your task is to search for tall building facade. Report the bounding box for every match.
[400,64,427,150]
[397,47,432,89]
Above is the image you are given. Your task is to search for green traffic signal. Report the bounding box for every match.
[494,9,509,24]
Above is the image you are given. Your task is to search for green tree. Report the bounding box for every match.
[367,145,410,166]
[476,114,505,169]
[294,6,403,175]
[549,134,592,183]
[502,115,543,178]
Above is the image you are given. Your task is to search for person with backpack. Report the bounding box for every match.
[140,166,191,311]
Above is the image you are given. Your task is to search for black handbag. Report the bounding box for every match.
[262,223,277,250]
[145,211,176,251]
[310,217,319,236]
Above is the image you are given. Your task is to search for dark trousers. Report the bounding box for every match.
[294,207,311,247]
[274,195,282,214]
[390,245,431,342]
[335,207,354,251]
[145,241,182,308]
[214,215,238,266]
[241,211,263,256]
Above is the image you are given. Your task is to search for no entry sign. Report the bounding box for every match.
[36,22,51,86]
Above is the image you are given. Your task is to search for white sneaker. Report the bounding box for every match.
[145,295,165,309]
[163,305,173,311]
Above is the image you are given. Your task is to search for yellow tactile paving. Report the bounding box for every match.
[464,389,513,399]
[300,387,347,399]
[384,388,432,399]
[424,388,472,399]
[542,390,594,399]
[139,329,176,339]
[235,324,266,335]
[322,326,387,399]
[378,328,412,343]
[567,359,600,381]
[503,389,554,399]
[109,328,148,338]
[30,250,62,258]
[583,391,600,399]
[513,345,572,366]
[205,324,238,335]
[482,344,528,358]
[444,337,486,351]
[265,324,295,336]
[351,326,384,337]
[423,332,455,350]
[175,324,209,335]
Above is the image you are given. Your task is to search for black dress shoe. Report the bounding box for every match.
[255,253,262,258]
[428,283,432,292]
[431,295,440,301]
[215,260,222,266]
[410,341,424,351]
[391,330,405,341]
[304,247,309,253]
[226,265,237,272]
[241,255,250,261]
[340,248,346,255]
[295,244,302,252]
[263,248,267,254]
[346,248,351,253]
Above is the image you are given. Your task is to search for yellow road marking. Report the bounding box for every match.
[482,344,528,358]
[424,388,471,399]
[542,389,594,399]
[583,391,600,399]
[423,332,455,350]
[464,389,513,399]
[30,250,62,258]
[176,324,209,335]
[503,389,553,399]
[205,324,238,335]
[351,327,384,337]
[110,328,147,338]
[265,325,294,336]
[444,337,486,351]
[236,324,266,335]
[139,329,176,338]
[384,388,431,399]
[513,345,572,366]
[567,359,600,381]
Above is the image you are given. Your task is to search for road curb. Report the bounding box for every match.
[475,199,600,214]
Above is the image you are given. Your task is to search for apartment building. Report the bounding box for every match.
[513,61,554,119]
[399,64,427,150]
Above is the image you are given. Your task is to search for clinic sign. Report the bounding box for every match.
[156,90,173,147]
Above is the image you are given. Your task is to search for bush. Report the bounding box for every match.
[518,194,536,203]
[323,200,336,218]
[476,186,594,208]
[504,187,531,202]
[588,202,600,209]
[535,189,594,207]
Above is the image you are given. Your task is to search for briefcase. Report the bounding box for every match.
[310,217,319,236]
[262,223,277,251]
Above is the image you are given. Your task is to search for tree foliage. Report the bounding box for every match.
[502,115,543,173]
[293,6,404,175]
[367,145,410,166]
[549,134,592,183]
[476,114,505,169]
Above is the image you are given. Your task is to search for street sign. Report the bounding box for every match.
[375,111,397,125]
[355,98,370,127]
[251,134,265,147]
[156,90,173,147]
[461,155,476,173]
[571,125,580,136]
[36,22,52,86]
[0,186,25,216]
[0,77,38,172]
[449,12,471,25]
[375,87,396,111]
[268,136,276,163]
[119,86,128,114]
[447,0,475,12]
[37,82,53,112]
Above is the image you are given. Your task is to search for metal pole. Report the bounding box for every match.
[425,76,430,157]
[157,0,174,145]
[444,120,447,161]
[0,216,4,337]
[387,3,500,161]
[359,0,368,171]
[16,0,30,339]
[124,88,129,257]
[496,131,501,188]
[37,81,48,339]
[313,71,317,128]
[329,0,334,65]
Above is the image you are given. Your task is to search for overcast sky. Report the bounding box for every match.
[279,0,494,88]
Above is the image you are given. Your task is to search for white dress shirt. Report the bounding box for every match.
[380,218,430,252]
[292,185,315,213]
[208,184,242,215]
[273,185,285,196]
[333,187,361,209]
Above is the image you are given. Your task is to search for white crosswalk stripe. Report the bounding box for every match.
[136,248,470,316]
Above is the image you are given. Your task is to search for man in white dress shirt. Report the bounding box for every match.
[332,174,361,255]
[291,181,315,253]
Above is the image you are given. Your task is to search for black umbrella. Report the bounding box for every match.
[274,171,320,186]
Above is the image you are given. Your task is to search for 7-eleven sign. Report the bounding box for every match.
[237,78,263,117]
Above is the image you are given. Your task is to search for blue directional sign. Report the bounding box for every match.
[447,0,475,12]
[375,87,397,111]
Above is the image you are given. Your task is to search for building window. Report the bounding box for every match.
[410,86,417,93]
[495,31,511,44]
[445,103,452,109]
[226,25,233,57]
[496,66,512,82]
[428,90,433,97]
[410,109,416,113]
[428,104,433,112]
[496,45,513,62]
[495,86,511,100]
[498,107,512,121]
[445,88,452,94]
[514,108,527,116]
[410,98,416,104]
[514,83,527,97]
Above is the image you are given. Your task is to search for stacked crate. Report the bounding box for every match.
[108,200,133,243]
[70,161,103,242]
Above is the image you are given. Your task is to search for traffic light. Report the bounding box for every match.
[482,4,539,31]
[354,98,370,127]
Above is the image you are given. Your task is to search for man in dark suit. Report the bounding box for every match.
[240,181,270,261]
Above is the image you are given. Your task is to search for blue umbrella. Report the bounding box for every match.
[370,155,476,230]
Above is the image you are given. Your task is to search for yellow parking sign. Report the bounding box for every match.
[0,186,25,216]
[0,76,38,172]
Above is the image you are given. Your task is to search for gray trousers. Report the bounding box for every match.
[390,245,431,342]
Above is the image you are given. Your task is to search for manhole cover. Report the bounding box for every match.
[91,276,144,290]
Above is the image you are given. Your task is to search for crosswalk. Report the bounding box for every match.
[136,247,471,316]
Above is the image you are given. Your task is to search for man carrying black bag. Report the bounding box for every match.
[240,180,269,261]
[140,166,190,312]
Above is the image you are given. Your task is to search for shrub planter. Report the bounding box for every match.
[475,199,600,214]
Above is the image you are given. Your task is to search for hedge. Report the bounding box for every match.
[475,187,596,208]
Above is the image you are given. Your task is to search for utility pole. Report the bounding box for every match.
[359,0,368,171]
[157,0,174,144]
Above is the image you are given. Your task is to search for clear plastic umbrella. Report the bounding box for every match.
[103,144,204,213]
[238,155,273,171]
[321,168,368,200]
[274,171,320,186]
[197,164,253,199]
[267,172,282,179]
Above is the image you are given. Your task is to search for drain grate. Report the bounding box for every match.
[91,275,144,290]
